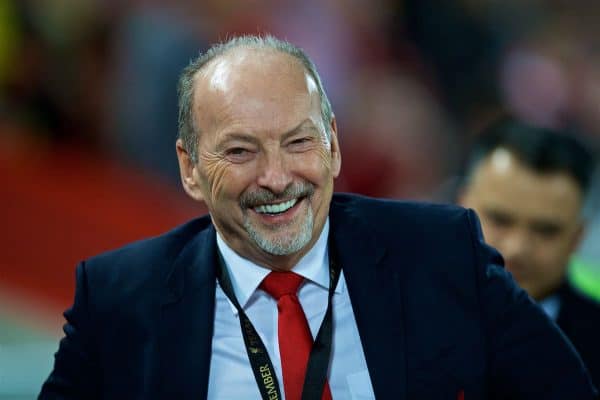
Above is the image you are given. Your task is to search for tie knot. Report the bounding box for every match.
[260,272,305,300]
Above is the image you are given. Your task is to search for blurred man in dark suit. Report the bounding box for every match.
[459,117,600,386]
[40,36,597,399]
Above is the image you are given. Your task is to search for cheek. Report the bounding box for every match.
[478,223,502,246]
[539,237,572,263]
[290,146,333,181]
[294,149,335,213]
[199,152,234,204]
[528,240,565,275]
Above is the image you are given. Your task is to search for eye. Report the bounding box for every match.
[484,210,513,228]
[288,136,313,151]
[531,222,562,240]
[292,137,310,144]
[224,147,255,163]
[228,147,248,155]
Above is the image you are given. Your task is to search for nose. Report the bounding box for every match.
[256,150,293,194]
[500,230,529,265]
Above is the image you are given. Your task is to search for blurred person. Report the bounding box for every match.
[459,116,600,386]
[393,0,504,125]
[0,6,64,142]
[1,0,112,148]
[39,35,596,399]
[107,2,206,182]
[338,66,454,199]
[498,16,600,138]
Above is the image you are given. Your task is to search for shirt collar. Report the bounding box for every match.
[216,218,343,314]
[538,294,561,321]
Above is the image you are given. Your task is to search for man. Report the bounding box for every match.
[40,36,596,399]
[459,117,600,386]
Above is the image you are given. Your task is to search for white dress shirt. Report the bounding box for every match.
[207,219,375,399]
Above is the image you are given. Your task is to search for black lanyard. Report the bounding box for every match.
[216,242,341,400]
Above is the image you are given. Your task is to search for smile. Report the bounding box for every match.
[254,198,299,214]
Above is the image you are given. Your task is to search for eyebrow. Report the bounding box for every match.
[483,208,514,221]
[529,219,564,231]
[280,119,320,142]
[216,119,320,150]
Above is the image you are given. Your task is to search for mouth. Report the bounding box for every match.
[253,197,304,216]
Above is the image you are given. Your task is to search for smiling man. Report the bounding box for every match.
[459,117,600,387]
[40,36,596,399]
[175,45,340,272]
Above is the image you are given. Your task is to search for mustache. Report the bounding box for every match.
[239,182,315,209]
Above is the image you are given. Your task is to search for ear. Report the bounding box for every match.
[176,139,204,202]
[329,117,342,178]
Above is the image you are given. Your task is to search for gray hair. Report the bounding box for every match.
[177,35,334,163]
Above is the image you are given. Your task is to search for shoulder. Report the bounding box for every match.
[558,283,600,386]
[557,283,600,357]
[81,215,213,299]
[331,192,476,238]
[560,283,600,321]
[330,193,488,277]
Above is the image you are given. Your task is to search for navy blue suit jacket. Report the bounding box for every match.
[40,194,597,399]
[557,282,600,388]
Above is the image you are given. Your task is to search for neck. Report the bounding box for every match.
[240,238,317,271]
[214,220,328,272]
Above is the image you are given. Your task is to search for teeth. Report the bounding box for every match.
[255,198,298,214]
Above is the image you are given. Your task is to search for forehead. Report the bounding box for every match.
[192,48,321,136]
[468,149,583,221]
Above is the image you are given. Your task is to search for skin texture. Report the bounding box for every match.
[459,148,585,300]
[176,48,341,271]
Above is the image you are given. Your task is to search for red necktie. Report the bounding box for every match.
[260,272,333,400]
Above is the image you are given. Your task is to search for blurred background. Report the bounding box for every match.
[1,0,599,397]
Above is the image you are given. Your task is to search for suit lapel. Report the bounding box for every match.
[330,200,407,400]
[158,225,218,399]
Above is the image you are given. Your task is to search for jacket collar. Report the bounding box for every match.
[329,197,406,400]
[159,224,218,399]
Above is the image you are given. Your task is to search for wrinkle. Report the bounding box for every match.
[199,150,231,205]
[316,144,332,172]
